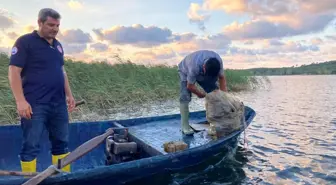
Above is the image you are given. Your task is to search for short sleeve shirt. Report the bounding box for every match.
[9,30,66,105]
[177,50,224,84]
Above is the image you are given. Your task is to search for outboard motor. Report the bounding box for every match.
[105,129,138,165]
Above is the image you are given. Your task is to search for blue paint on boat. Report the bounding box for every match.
[0,106,256,185]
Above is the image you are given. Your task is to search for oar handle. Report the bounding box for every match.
[60,128,114,168]
[75,100,86,107]
[21,128,115,185]
[0,170,38,177]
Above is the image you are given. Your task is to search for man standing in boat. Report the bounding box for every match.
[8,8,75,173]
[178,50,227,135]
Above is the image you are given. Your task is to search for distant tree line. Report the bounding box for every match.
[244,60,336,76]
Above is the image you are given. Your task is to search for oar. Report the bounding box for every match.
[0,170,38,177]
[22,128,114,185]
[0,100,87,177]
[75,99,86,107]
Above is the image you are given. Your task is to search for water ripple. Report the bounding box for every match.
[122,76,336,185]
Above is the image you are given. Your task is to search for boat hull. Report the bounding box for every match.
[0,106,256,185]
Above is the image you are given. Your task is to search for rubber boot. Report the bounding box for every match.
[180,102,194,136]
[52,152,71,172]
[21,158,36,177]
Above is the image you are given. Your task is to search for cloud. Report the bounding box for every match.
[6,32,18,40]
[24,25,36,33]
[89,42,109,52]
[223,14,335,40]
[67,0,84,10]
[187,3,210,31]
[0,13,14,29]
[172,33,231,55]
[58,29,92,44]
[190,0,336,40]
[92,24,176,47]
[173,33,197,43]
[196,34,231,50]
[311,37,323,45]
[283,41,319,52]
[202,0,335,19]
[203,0,247,13]
[300,0,336,14]
[62,43,87,54]
[134,47,177,61]
[244,40,254,45]
[326,35,336,41]
[126,31,232,65]
[229,40,319,56]
[268,39,284,46]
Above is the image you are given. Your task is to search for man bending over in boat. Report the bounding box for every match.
[8,8,76,173]
[177,50,228,136]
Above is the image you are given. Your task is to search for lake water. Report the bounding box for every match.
[119,75,336,185]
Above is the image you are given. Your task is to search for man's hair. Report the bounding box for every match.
[38,8,61,23]
[204,57,221,77]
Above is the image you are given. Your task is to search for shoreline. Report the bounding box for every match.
[0,53,263,124]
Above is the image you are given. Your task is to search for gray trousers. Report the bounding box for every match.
[178,71,219,103]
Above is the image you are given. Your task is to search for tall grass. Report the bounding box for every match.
[0,53,258,124]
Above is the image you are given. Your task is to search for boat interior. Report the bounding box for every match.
[0,107,255,179]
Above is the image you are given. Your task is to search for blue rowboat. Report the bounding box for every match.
[0,106,256,185]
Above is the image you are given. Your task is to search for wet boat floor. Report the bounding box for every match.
[128,118,215,154]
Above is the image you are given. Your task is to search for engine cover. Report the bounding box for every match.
[105,132,138,165]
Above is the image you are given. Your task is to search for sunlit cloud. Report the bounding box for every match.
[187,3,210,31]
[92,24,176,47]
[58,29,93,44]
[0,10,15,29]
[0,0,335,69]
[67,0,84,10]
[189,0,336,40]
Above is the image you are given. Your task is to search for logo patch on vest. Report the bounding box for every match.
[11,47,18,55]
[57,45,63,53]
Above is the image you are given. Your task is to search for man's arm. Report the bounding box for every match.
[216,54,227,92]
[187,83,206,98]
[8,38,33,119]
[186,69,206,98]
[8,66,26,103]
[219,74,228,92]
[8,65,33,119]
[62,66,75,112]
[62,66,73,98]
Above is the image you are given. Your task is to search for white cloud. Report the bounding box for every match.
[58,29,92,44]
[222,14,335,40]
[187,3,211,31]
[67,0,84,10]
[0,13,14,29]
[92,27,198,49]
[6,32,18,40]
[189,0,336,40]
[62,43,87,54]
[89,42,109,52]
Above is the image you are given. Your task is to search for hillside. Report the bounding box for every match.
[246,60,336,76]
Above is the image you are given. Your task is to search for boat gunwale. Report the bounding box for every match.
[0,106,256,185]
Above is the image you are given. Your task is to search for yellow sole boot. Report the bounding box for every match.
[52,152,71,172]
[21,158,36,177]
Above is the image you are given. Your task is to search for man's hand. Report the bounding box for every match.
[16,100,33,119]
[187,83,206,98]
[197,93,206,98]
[66,95,75,112]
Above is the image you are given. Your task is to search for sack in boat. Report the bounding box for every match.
[205,90,244,138]
[163,141,188,153]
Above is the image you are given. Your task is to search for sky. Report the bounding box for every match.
[0,0,335,69]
